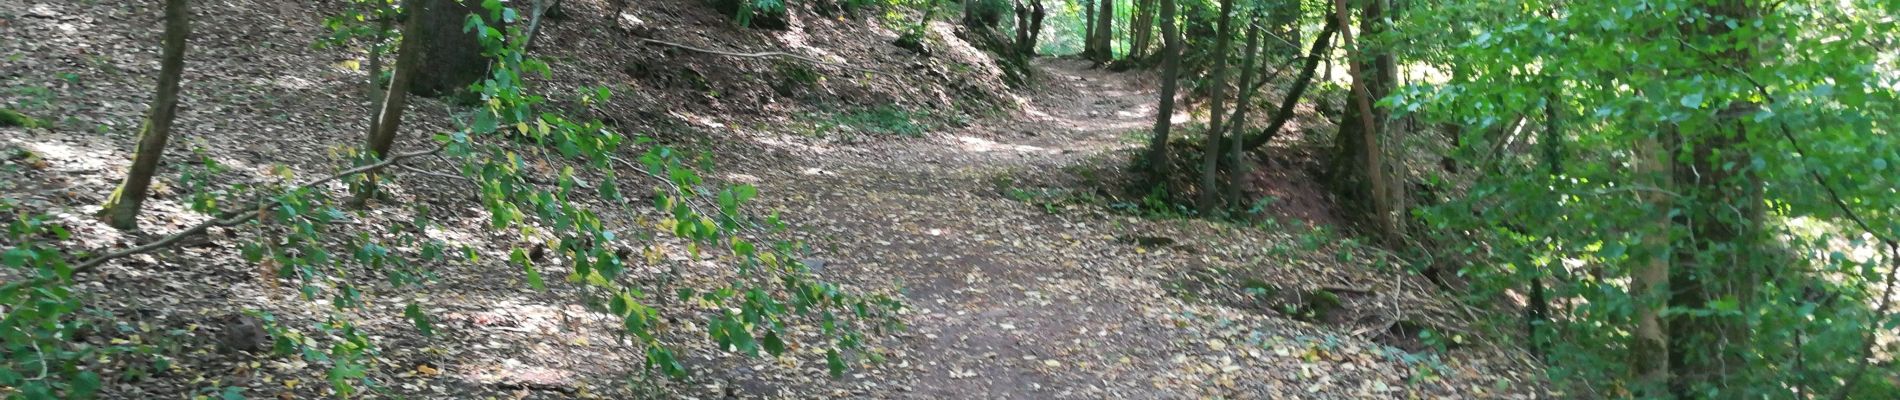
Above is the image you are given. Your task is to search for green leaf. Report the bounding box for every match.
[826,348,846,378]
[72,371,101,398]
[405,303,435,337]
[1679,93,1703,109]
[763,330,786,356]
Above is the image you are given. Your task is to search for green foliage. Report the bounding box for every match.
[0,201,156,400]
[1392,0,1900,396]
[0,2,903,398]
[450,1,903,382]
[801,105,928,139]
[964,0,1011,28]
[0,109,42,129]
[718,0,789,29]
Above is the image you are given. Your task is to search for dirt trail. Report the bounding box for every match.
[751,59,1175,398]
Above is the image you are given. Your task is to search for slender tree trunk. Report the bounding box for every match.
[1083,0,1097,56]
[1241,17,1336,152]
[1142,0,1181,188]
[1527,85,1563,359]
[365,11,392,137]
[1090,0,1114,61]
[1330,0,1395,241]
[1194,0,1237,214]
[1632,129,1673,395]
[101,0,192,231]
[1223,16,1263,206]
[356,0,429,205]
[1027,1,1045,56]
[1128,0,1154,60]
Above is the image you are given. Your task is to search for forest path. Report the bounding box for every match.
[746,59,1270,398]
[743,59,1528,399]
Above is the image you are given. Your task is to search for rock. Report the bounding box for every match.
[616,13,652,37]
[214,314,269,354]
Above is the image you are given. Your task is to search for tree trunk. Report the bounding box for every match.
[356,0,429,205]
[1090,0,1114,61]
[101,0,192,231]
[1666,2,1760,394]
[1014,0,1046,57]
[1632,130,1673,395]
[1193,0,1237,214]
[365,10,392,137]
[1328,0,1395,241]
[1083,0,1096,55]
[1142,0,1181,188]
[1241,17,1336,152]
[410,0,490,98]
[1128,0,1155,60]
[1222,16,1263,206]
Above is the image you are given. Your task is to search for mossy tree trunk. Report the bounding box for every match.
[1127,0,1155,61]
[101,0,192,231]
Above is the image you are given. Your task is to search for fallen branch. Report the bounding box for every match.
[2,144,447,294]
[636,38,886,75]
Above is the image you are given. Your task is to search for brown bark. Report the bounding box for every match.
[1083,0,1096,53]
[1240,17,1337,152]
[365,9,392,136]
[1222,16,1263,206]
[1142,0,1181,187]
[1631,132,1673,395]
[102,0,192,231]
[1193,0,1237,214]
[356,0,429,205]
[1128,0,1155,60]
[1088,0,1114,61]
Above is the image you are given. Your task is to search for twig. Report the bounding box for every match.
[607,155,713,219]
[1,144,446,294]
[636,38,886,75]
[395,163,475,183]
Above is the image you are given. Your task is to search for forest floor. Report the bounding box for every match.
[0,1,1542,398]
[716,58,1542,399]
